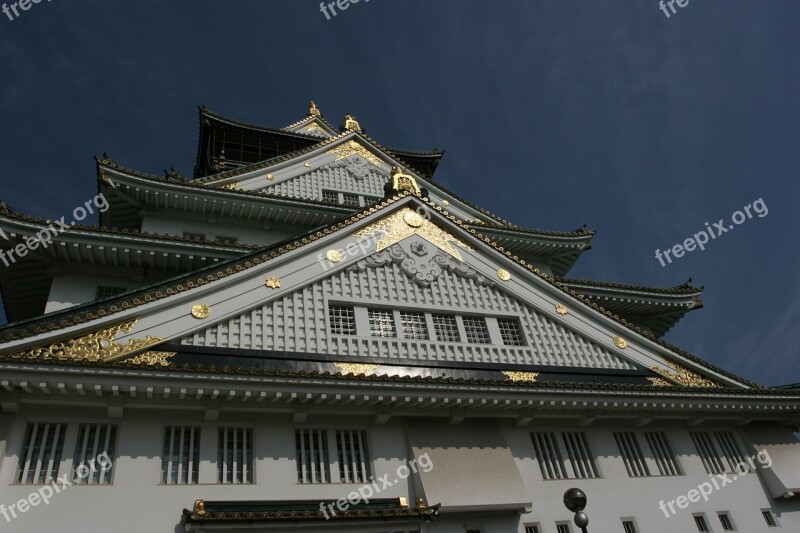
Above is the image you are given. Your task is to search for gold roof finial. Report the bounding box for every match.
[309,100,321,117]
[344,113,362,132]
[391,166,421,195]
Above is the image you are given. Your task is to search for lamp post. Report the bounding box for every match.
[563,488,589,533]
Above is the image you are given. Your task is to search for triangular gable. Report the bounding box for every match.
[284,116,338,139]
[0,195,749,389]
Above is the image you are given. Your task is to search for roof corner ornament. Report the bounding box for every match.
[344,113,362,132]
[391,166,422,195]
[308,100,321,117]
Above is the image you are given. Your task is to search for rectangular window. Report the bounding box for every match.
[15,422,67,484]
[217,428,253,484]
[694,514,709,532]
[321,190,339,204]
[161,426,200,485]
[715,431,749,473]
[557,524,572,533]
[72,424,117,485]
[525,526,540,533]
[329,305,356,335]
[645,431,681,476]
[462,316,490,344]
[400,312,429,340]
[341,193,361,207]
[336,430,371,483]
[718,513,735,531]
[691,431,747,474]
[762,510,777,527]
[532,432,567,480]
[622,521,637,533]
[432,314,460,342]
[497,318,524,346]
[368,309,396,337]
[296,429,330,484]
[95,286,127,300]
[614,432,651,477]
[561,432,598,478]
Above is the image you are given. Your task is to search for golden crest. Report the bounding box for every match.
[326,249,343,263]
[403,210,425,228]
[334,362,379,376]
[613,336,627,349]
[502,370,539,383]
[191,304,211,319]
[497,269,511,281]
[265,276,282,289]
[555,304,569,315]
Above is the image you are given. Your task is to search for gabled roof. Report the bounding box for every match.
[0,192,763,391]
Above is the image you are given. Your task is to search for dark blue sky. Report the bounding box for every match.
[1,1,797,385]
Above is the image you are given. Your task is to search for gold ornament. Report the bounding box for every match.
[6,319,164,364]
[334,362,379,376]
[326,249,343,263]
[191,304,211,319]
[391,167,422,195]
[613,336,628,349]
[267,174,275,181]
[650,360,720,388]
[309,100,321,117]
[326,140,382,167]
[220,182,239,190]
[441,200,450,206]
[305,122,324,134]
[304,162,312,168]
[344,114,362,132]
[353,207,472,261]
[555,304,568,315]
[126,351,176,367]
[497,269,511,281]
[502,371,539,383]
[265,276,282,289]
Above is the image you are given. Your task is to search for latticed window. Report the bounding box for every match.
[368,309,396,337]
[218,428,253,484]
[622,520,637,533]
[341,193,360,207]
[645,432,681,476]
[462,316,490,343]
[532,431,598,480]
[161,426,200,484]
[497,318,524,345]
[432,314,460,342]
[95,286,127,300]
[73,424,117,484]
[762,510,777,527]
[328,305,356,335]
[556,524,572,533]
[690,431,748,475]
[336,430,371,483]
[561,432,598,478]
[525,526,540,533]
[400,312,429,340]
[615,432,651,477]
[295,429,330,483]
[694,515,710,532]
[718,513,734,531]
[532,432,567,480]
[321,190,339,204]
[15,422,67,484]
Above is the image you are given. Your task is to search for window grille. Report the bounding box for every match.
[73,424,116,484]
[762,510,777,527]
[694,515,709,532]
[341,193,361,207]
[400,312,429,340]
[322,190,339,204]
[161,426,200,484]
[462,316,490,343]
[561,432,598,478]
[645,432,681,476]
[295,429,330,484]
[556,524,572,533]
[432,314,460,342]
[329,305,356,335]
[532,432,567,480]
[622,521,637,533]
[368,309,396,337]
[525,527,540,533]
[614,432,650,477]
[15,423,67,484]
[218,428,253,484]
[718,513,734,531]
[336,430,371,483]
[497,318,524,345]
[691,431,747,474]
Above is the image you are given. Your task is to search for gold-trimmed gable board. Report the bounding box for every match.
[648,360,721,388]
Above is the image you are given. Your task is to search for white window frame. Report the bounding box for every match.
[161,426,201,485]
[217,427,254,484]
[15,422,68,485]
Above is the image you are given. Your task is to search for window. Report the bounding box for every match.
[462,316,490,343]
[691,431,749,474]
[183,232,206,241]
[400,312,429,340]
[15,423,67,484]
[218,428,253,484]
[95,286,127,300]
[296,429,330,484]
[622,520,637,533]
[497,318,524,346]
[762,510,777,527]
[525,526,540,533]
[341,193,360,207]
[161,426,200,485]
[556,524,572,533]
[694,514,709,532]
[532,432,598,480]
[645,432,681,475]
[718,512,735,531]
[432,314,460,342]
[368,309,396,337]
[614,432,650,477]
[336,430,371,483]
[72,424,117,485]
[322,190,339,204]
[329,305,356,335]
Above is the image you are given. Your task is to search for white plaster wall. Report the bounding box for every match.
[44,272,139,313]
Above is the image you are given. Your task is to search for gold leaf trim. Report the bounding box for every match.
[7,319,164,364]
[126,351,176,367]
[502,371,539,383]
[334,363,379,376]
[353,207,473,261]
[326,140,382,168]
[265,276,282,289]
[650,360,720,388]
[647,376,674,387]
[220,182,239,190]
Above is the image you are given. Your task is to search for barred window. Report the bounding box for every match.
[614,432,650,477]
[561,432,598,478]
[525,526,540,533]
[497,318,524,346]
[532,431,598,480]
[432,314,460,342]
[762,510,777,527]
[15,422,67,484]
[718,513,734,531]
[329,305,356,335]
[368,309,396,337]
[336,430,371,483]
[161,426,200,484]
[73,424,117,484]
[218,428,253,484]
[400,312,429,340]
[556,524,572,533]
[645,432,681,476]
[691,431,748,475]
[532,432,567,480]
[622,520,637,533]
[341,193,361,207]
[95,286,127,300]
[296,429,330,484]
[462,316,490,343]
[694,514,709,532]
[322,190,339,204]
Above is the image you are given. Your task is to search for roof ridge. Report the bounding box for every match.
[560,277,704,295]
